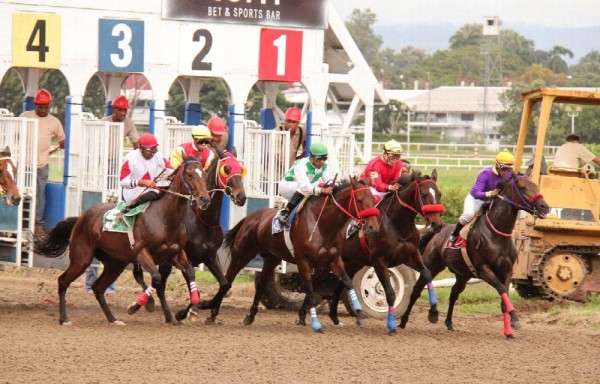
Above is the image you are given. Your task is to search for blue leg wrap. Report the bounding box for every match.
[348,289,363,312]
[387,310,396,331]
[310,307,322,332]
[427,283,438,306]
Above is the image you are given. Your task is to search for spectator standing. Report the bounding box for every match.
[276,107,306,168]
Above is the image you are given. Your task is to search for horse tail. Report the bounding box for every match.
[223,216,246,250]
[33,217,78,257]
[419,229,437,254]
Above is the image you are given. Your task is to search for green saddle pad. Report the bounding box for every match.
[103,201,150,233]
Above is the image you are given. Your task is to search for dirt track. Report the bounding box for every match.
[1,266,599,384]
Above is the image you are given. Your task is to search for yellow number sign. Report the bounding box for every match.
[12,13,61,68]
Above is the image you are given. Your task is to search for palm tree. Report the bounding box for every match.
[449,24,483,49]
[544,45,574,74]
[501,30,536,65]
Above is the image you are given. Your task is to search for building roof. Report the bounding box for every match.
[404,86,508,113]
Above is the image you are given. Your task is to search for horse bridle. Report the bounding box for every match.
[210,154,246,198]
[495,175,544,216]
[155,159,203,201]
[394,179,446,225]
[330,185,380,225]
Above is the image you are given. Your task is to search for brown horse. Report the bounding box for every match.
[33,157,212,325]
[399,173,549,338]
[324,170,445,335]
[208,177,380,332]
[0,146,21,206]
[131,149,248,323]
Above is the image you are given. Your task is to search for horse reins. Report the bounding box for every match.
[393,179,446,226]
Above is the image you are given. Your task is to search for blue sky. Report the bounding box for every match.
[330,0,600,28]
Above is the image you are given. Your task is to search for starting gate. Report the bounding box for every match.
[0,113,38,266]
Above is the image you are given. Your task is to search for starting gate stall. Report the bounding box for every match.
[160,117,195,158]
[0,113,37,267]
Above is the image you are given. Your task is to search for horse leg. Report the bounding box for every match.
[57,242,96,325]
[297,260,322,333]
[201,254,232,324]
[399,262,444,329]
[370,262,399,335]
[445,276,469,332]
[330,258,367,328]
[132,263,156,312]
[479,266,519,339]
[328,281,346,326]
[92,257,128,325]
[169,250,201,323]
[297,294,310,326]
[128,249,164,318]
[244,255,279,325]
[155,264,178,324]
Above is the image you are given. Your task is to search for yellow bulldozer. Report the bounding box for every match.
[513,88,600,301]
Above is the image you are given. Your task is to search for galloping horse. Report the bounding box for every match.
[0,146,21,206]
[399,172,549,338]
[34,158,212,325]
[325,170,445,335]
[131,149,247,323]
[207,177,380,332]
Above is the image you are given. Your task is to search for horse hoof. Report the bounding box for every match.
[445,323,455,332]
[296,319,307,326]
[243,316,254,325]
[187,311,198,322]
[428,313,439,324]
[334,321,344,327]
[355,317,367,328]
[205,317,220,325]
[175,310,187,321]
[128,303,141,315]
[144,301,156,313]
[110,320,126,326]
[389,329,397,336]
[313,328,324,333]
[506,334,515,340]
[60,320,72,326]
[512,321,522,330]
[356,310,367,320]
[398,319,407,329]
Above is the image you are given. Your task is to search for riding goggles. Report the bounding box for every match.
[497,164,513,171]
[313,155,328,161]
[193,138,211,145]
[386,154,401,160]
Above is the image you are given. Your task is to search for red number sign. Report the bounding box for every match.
[258,29,302,82]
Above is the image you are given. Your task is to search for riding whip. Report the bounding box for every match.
[308,173,338,242]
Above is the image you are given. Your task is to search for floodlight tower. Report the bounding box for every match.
[481,16,503,143]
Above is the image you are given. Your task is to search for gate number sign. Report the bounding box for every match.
[98,19,144,72]
[258,29,302,82]
[12,13,61,68]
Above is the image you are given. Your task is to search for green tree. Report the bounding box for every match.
[83,75,106,119]
[449,23,483,49]
[544,45,574,74]
[0,69,24,116]
[39,70,70,125]
[344,9,383,66]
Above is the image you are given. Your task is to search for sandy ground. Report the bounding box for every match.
[1,266,599,384]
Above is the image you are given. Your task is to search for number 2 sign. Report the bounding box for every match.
[98,19,144,72]
[258,29,302,82]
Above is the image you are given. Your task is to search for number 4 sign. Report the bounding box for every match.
[258,29,302,82]
[12,13,61,68]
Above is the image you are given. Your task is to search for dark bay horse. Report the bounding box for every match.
[131,149,247,323]
[399,173,549,338]
[33,158,212,325]
[324,170,445,335]
[208,177,380,332]
[0,146,21,206]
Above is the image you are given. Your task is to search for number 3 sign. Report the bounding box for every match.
[98,19,144,72]
[258,29,302,82]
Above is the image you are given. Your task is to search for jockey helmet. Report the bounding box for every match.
[34,89,52,105]
[384,139,403,155]
[112,95,129,110]
[138,133,158,148]
[207,117,227,135]
[309,142,328,156]
[285,107,301,122]
[192,125,211,139]
[495,149,515,165]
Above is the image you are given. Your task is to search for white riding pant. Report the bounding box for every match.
[279,180,300,201]
[458,193,484,225]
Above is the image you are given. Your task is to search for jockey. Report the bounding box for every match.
[170,125,215,170]
[275,141,335,225]
[361,139,408,202]
[449,149,515,246]
[120,133,174,209]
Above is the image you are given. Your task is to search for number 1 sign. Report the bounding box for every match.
[258,29,302,82]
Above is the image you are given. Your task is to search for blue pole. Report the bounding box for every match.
[104,99,113,117]
[149,100,156,134]
[305,111,312,157]
[185,102,201,125]
[23,96,35,112]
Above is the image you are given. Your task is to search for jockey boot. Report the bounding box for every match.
[276,192,304,225]
[125,191,161,212]
[449,222,465,246]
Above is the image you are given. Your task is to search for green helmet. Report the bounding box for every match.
[309,142,328,156]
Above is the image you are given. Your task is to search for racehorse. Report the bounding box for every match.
[399,172,549,339]
[0,146,21,206]
[33,157,212,325]
[324,170,445,335]
[207,177,380,332]
[131,148,247,323]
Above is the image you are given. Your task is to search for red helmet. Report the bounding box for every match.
[138,133,158,148]
[34,89,52,105]
[112,95,129,110]
[207,117,226,135]
[285,107,301,122]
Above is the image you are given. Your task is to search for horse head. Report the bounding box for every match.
[0,146,21,206]
[177,157,211,210]
[337,176,380,236]
[395,169,445,232]
[498,172,550,218]
[213,147,247,206]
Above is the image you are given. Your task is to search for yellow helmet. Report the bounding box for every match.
[384,139,403,155]
[495,149,515,165]
[192,125,211,139]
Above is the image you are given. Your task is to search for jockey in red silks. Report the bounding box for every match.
[120,132,174,209]
[361,139,408,204]
[170,125,216,170]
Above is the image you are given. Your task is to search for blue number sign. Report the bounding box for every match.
[99,19,144,72]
